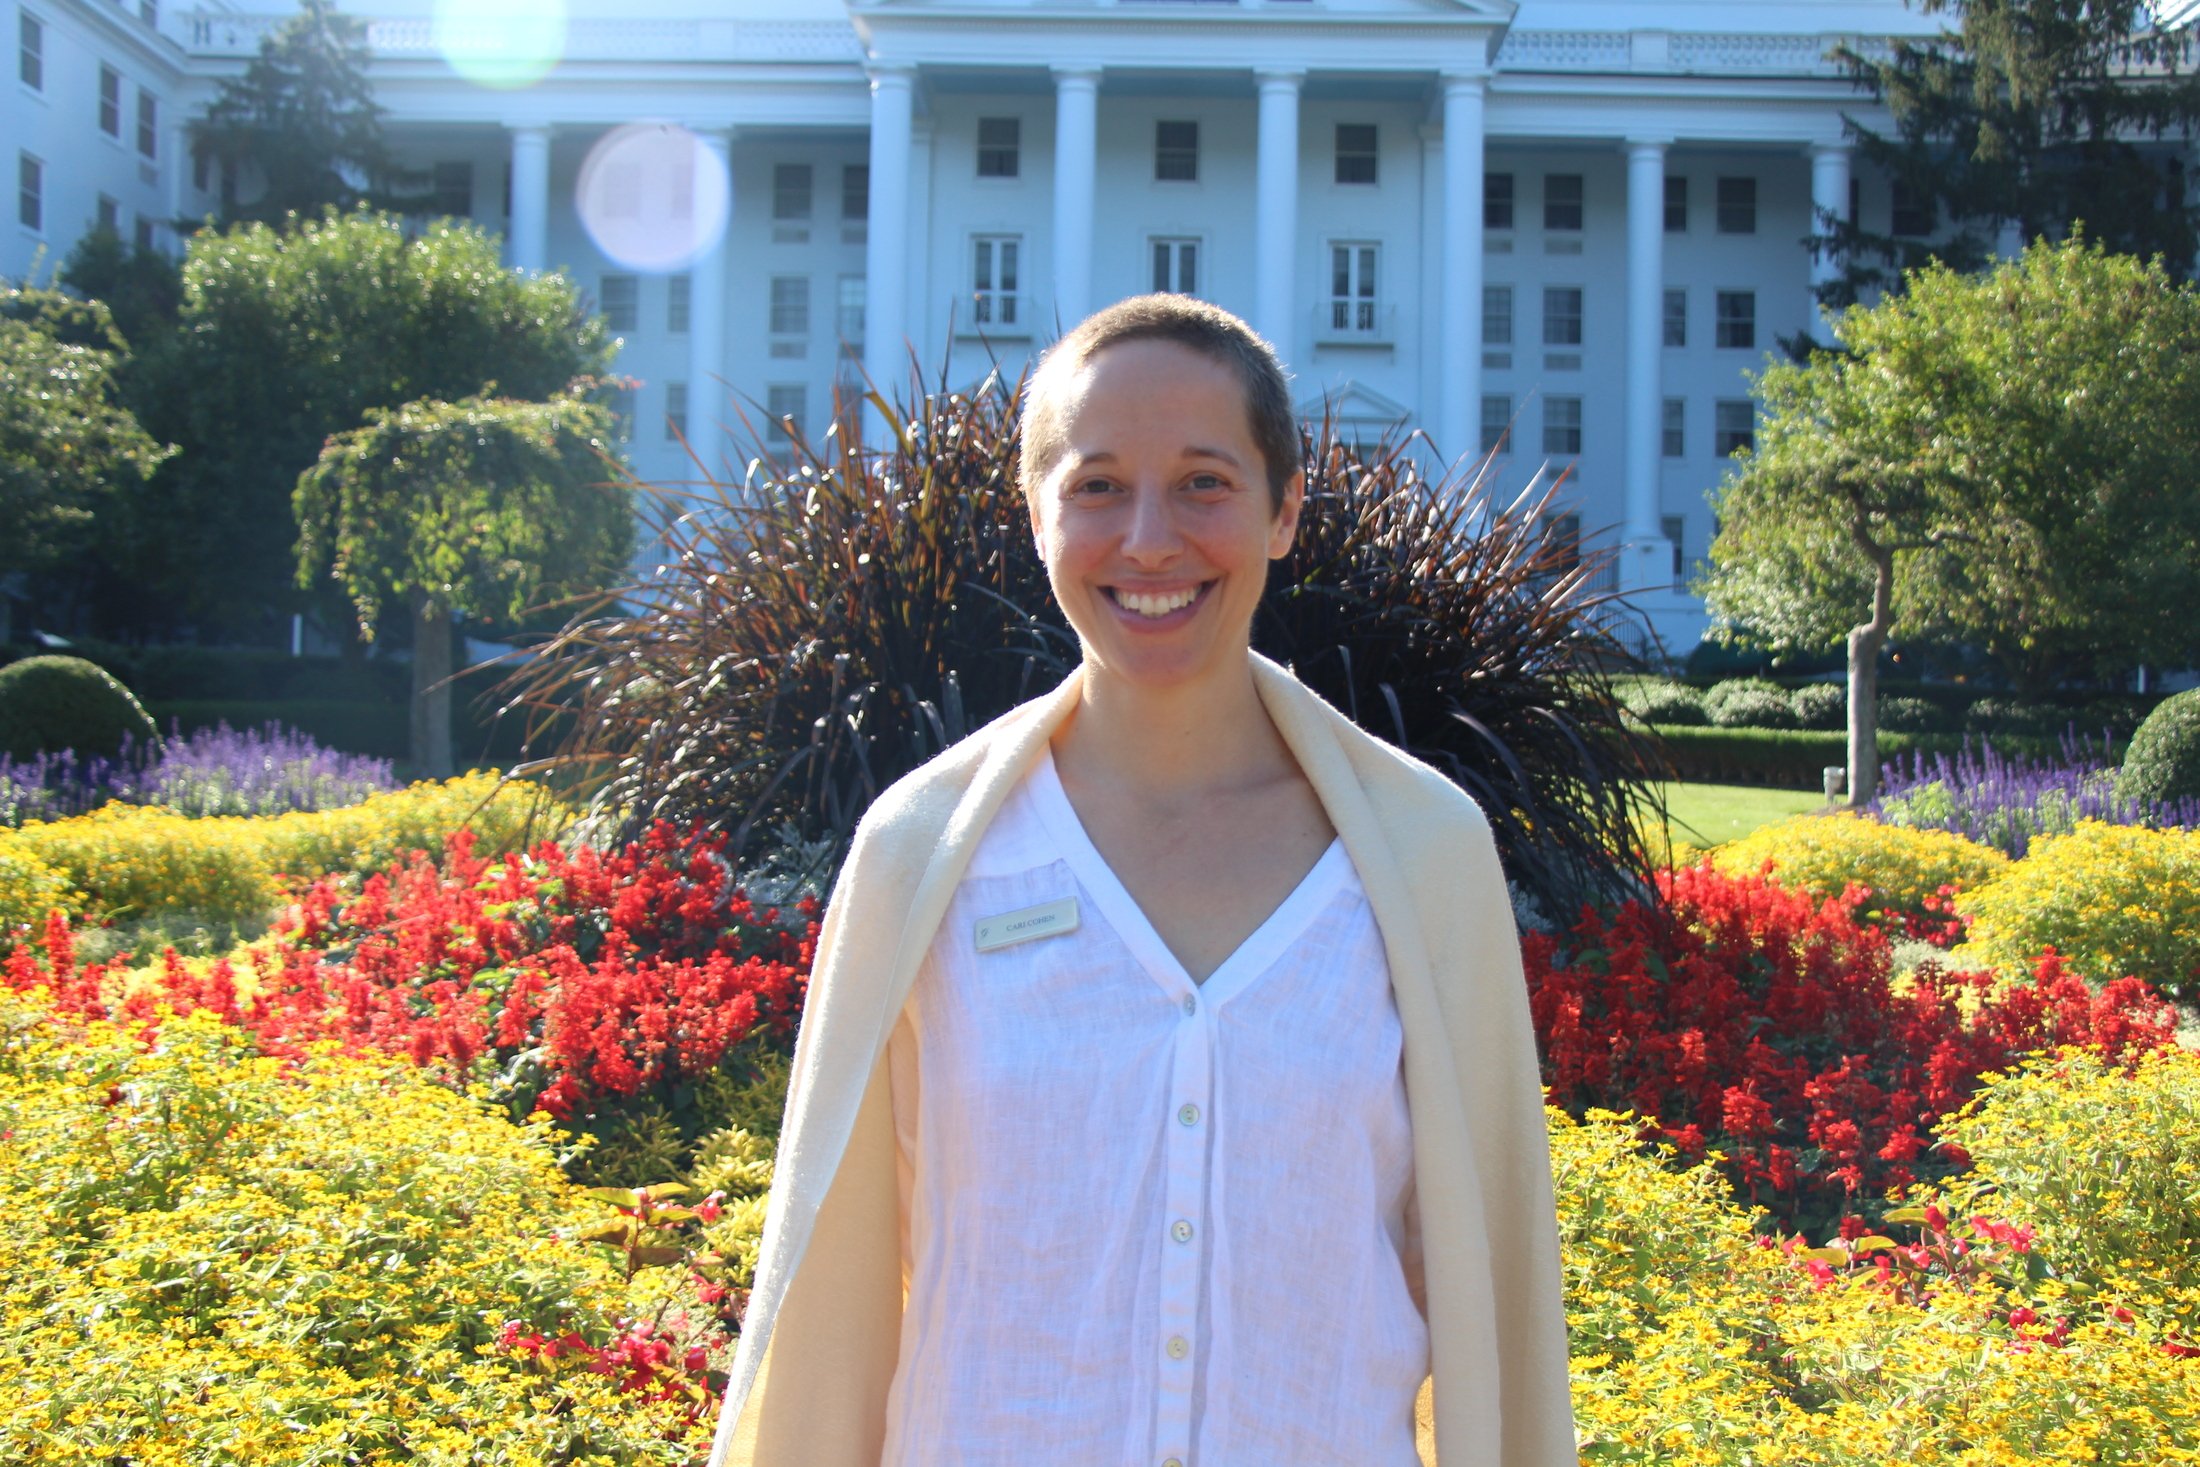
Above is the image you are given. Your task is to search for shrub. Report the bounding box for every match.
[0,654,158,760]
[1955,820,2200,1000]
[2118,686,2200,808]
[1880,694,1952,733]
[1944,1046,2200,1300]
[511,376,1664,922]
[1705,677,1802,729]
[263,770,562,878]
[0,841,76,952]
[1873,734,2197,860]
[1965,696,2064,738]
[1790,681,1847,731]
[0,996,716,1464]
[1621,678,1709,727]
[1526,861,2173,1235]
[1710,812,2007,942]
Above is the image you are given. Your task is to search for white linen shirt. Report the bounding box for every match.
[881,749,1427,1467]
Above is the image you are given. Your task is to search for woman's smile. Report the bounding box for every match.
[1104,580,1215,624]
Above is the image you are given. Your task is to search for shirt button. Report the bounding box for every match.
[1171,1218,1193,1244]
[1183,993,1197,1015]
[1164,1459,1184,1467]
[1178,1103,1200,1127]
[1165,1335,1190,1360]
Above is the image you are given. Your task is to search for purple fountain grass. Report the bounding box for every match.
[1871,729,2200,860]
[0,722,396,826]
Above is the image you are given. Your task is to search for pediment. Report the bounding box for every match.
[1298,379,1414,428]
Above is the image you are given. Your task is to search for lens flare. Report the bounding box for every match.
[433,0,567,91]
[575,122,732,273]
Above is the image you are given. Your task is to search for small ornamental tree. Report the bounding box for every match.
[0,285,172,581]
[295,391,632,776]
[1702,238,2200,803]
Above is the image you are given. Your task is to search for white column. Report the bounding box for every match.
[1418,122,1445,449]
[1439,72,1486,480]
[1051,66,1101,332]
[1254,68,1304,370]
[1621,137,1670,588]
[863,65,917,432]
[507,124,551,273]
[687,127,732,467]
[1808,142,1851,320]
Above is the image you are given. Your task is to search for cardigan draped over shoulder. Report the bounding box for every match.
[707,654,1578,1467]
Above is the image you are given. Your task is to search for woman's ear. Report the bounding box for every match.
[1268,470,1306,559]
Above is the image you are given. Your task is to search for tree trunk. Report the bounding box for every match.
[1845,541,1896,807]
[410,591,454,779]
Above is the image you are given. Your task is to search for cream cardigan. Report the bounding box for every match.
[707,653,1578,1467]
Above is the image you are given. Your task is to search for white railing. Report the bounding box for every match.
[179,12,861,63]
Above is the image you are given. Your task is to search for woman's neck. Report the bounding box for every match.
[1053,655,1293,803]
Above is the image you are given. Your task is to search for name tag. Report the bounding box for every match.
[974,897,1080,953]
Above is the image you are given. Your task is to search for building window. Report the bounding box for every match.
[99,66,120,136]
[1715,290,1755,349]
[1155,120,1198,183]
[599,274,638,332]
[1480,394,1511,454]
[1663,513,1688,587]
[1716,175,1756,234]
[1541,510,1582,570]
[17,151,40,231]
[1715,399,1756,457]
[607,384,635,440]
[193,147,210,192]
[1543,396,1582,456]
[1847,176,1860,226]
[1664,175,1687,232]
[1891,179,1934,237]
[1328,242,1379,333]
[1334,123,1378,185]
[1541,286,1583,347]
[842,164,868,220]
[1662,288,1687,348]
[1485,172,1514,230]
[19,11,42,91]
[664,381,688,441]
[773,163,812,220]
[96,194,120,232]
[767,383,805,444]
[837,274,865,350]
[136,88,156,159]
[976,117,1020,179]
[1662,397,1684,458]
[1543,173,1583,231]
[139,0,157,24]
[1151,236,1198,295]
[667,274,690,334]
[429,161,472,218]
[1482,284,1512,345]
[133,215,153,250]
[769,275,810,336]
[972,234,1020,324]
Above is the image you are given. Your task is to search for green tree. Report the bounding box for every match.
[189,0,391,230]
[1821,0,2200,308]
[58,228,183,352]
[117,211,613,643]
[1702,238,2200,803]
[0,284,172,584]
[297,391,631,775]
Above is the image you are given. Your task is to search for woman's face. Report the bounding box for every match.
[1029,337,1303,694]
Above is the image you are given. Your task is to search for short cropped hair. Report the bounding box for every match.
[1018,294,1299,513]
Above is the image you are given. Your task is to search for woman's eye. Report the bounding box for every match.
[1186,473,1229,493]
[1072,478,1117,497]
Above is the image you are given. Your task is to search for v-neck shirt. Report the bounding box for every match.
[880,748,1426,1467]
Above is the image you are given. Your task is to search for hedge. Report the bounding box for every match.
[1648,727,2112,790]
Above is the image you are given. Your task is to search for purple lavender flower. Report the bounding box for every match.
[0,722,396,825]
[1870,728,2200,859]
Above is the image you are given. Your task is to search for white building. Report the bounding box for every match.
[9,0,1958,653]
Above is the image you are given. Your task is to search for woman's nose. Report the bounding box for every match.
[1120,484,1181,563]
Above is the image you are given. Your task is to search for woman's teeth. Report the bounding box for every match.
[1113,585,1200,618]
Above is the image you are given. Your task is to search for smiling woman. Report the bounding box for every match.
[709,297,1577,1467]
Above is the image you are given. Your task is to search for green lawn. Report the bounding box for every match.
[1657,781,1829,851]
